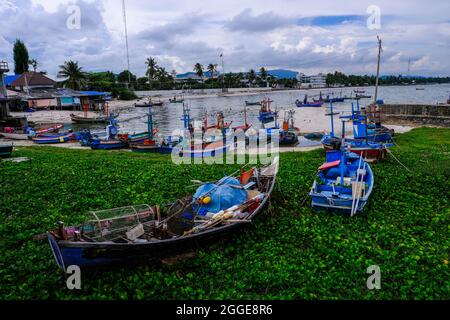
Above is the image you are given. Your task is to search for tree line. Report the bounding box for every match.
[10,39,450,101]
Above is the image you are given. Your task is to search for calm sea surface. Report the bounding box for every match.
[71,84,450,137]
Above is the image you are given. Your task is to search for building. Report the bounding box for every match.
[175,71,219,82]
[5,71,56,91]
[296,72,309,84]
[309,73,327,88]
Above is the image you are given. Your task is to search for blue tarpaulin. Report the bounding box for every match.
[194,177,247,215]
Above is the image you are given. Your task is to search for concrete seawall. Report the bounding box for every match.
[380,104,450,127]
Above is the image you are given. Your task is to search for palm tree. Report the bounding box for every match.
[194,63,204,81]
[57,60,86,90]
[145,57,158,88]
[207,63,217,79]
[248,69,256,87]
[260,67,268,86]
[29,59,38,72]
[156,67,169,82]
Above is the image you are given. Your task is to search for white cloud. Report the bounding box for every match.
[0,0,448,77]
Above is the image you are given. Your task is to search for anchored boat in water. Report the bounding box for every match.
[47,157,279,270]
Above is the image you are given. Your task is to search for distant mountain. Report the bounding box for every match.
[266,69,298,79]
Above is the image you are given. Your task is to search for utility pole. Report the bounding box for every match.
[122,0,132,88]
[220,53,227,93]
[374,36,382,104]
[407,58,411,78]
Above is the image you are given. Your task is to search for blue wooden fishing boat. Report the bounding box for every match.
[310,148,374,216]
[46,157,280,270]
[258,98,277,123]
[32,133,73,144]
[295,95,323,107]
[88,114,128,150]
[90,139,128,150]
[323,97,345,103]
[321,101,390,162]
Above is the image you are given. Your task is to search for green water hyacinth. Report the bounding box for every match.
[0,127,448,299]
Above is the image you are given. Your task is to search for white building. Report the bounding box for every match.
[309,73,327,88]
[296,72,309,84]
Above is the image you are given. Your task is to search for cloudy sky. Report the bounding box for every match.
[1,0,449,78]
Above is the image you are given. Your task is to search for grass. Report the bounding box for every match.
[0,127,449,300]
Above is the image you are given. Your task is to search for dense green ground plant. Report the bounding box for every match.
[0,128,448,299]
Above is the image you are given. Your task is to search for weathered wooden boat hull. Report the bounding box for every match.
[0,145,13,158]
[32,134,73,144]
[0,132,30,140]
[70,114,110,124]
[295,102,323,107]
[258,112,276,124]
[175,144,231,158]
[48,158,279,270]
[279,132,299,146]
[90,140,128,150]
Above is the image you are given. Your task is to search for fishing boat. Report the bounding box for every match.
[203,111,232,131]
[89,114,128,150]
[354,89,366,94]
[90,139,128,150]
[35,124,64,134]
[232,106,251,132]
[295,95,323,107]
[32,133,74,144]
[258,98,277,124]
[323,97,345,103]
[310,148,374,216]
[175,140,232,158]
[0,132,30,140]
[119,129,159,145]
[321,102,390,162]
[134,102,152,108]
[0,144,13,158]
[304,132,324,141]
[356,94,372,99]
[130,139,160,153]
[245,101,262,106]
[169,94,184,103]
[0,124,63,140]
[47,157,279,270]
[70,113,113,124]
[279,110,299,146]
[322,93,345,103]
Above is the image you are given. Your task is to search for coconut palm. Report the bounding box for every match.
[260,67,268,85]
[207,63,217,79]
[194,63,204,81]
[248,69,256,86]
[156,67,169,82]
[57,60,86,90]
[145,57,158,87]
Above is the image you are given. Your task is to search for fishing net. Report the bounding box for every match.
[80,205,155,241]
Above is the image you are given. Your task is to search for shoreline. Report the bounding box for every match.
[0,124,415,152]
